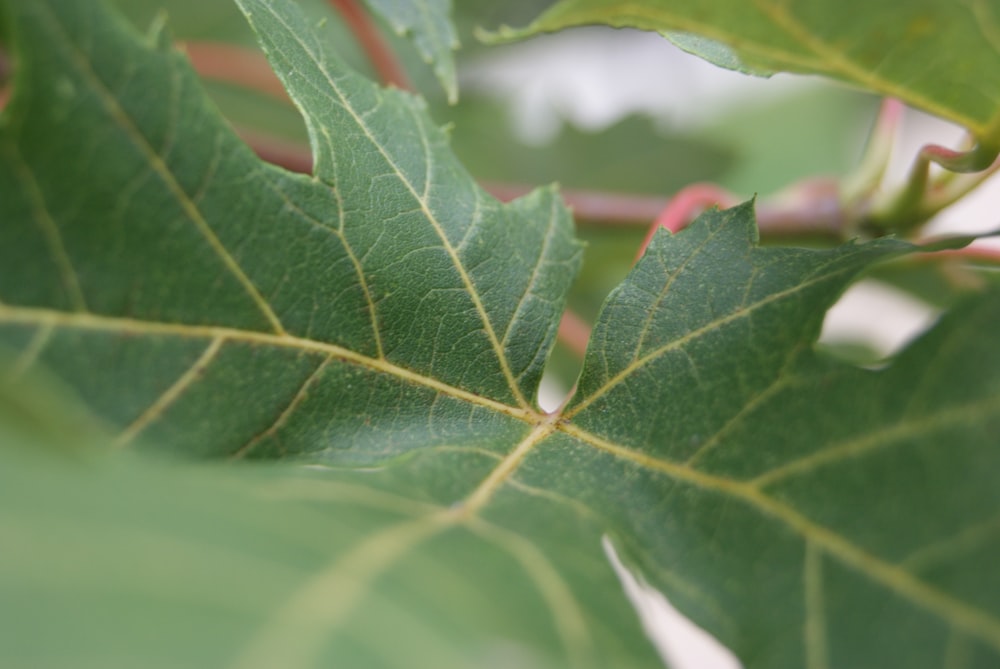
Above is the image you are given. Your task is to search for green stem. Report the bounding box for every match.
[863,136,1000,235]
[841,98,903,205]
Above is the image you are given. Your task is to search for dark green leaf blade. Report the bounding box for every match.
[3,0,999,668]
[508,203,1000,668]
[0,0,580,454]
[237,0,584,409]
[490,0,1000,146]
[0,0,657,667]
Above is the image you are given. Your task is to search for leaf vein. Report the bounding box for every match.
[468,519,595,669]
[750,393,1000,488]
[231,512,454,669]
[567,256,855,419]
[901,511,1000,574]
[559,422,1000,652]
[255,2,528,407]
[5,319,55,381]
[685,366,803,466]
[36,2,287,334]
[752,0,987,136]
[804,541,829,669]
[0,303,538,425]
[2,143,88,312]
[114,335,225,447]
[500,194,560,359]
[230,353,333,460]
[261,169,385,358]
[632,221,726,361]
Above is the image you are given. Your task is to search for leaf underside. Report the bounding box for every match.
[491,0,1000,147]
[1,1,999,669]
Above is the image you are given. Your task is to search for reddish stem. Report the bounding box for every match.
[920,141,996,173]
[842,98,903,203]
[917,246,1000,264]
[484,182,669,224]
[0,50,9,111]
[557,309,592,358]
[181,42,290,102]
[876,98,906,136]
[328,0,412,90]
[487,182,845,239]
[237,127,314,173]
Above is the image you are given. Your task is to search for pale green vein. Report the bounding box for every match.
[750,393,1000,489]
[468,518,595,669]
[685,369,802,466]
[35,2,287,335]
[752,0,989,137]
[457,415,560,517]
[158,54,182,162]
[900,311,980,419]
[566,255,852,418]
[2,143,87,312]
[259,162,385,358]
[405,97,434,202]
[339,440,509,471]
[252,1,529,408]
[559,422,1000,653]
[406,444,505,464]
[5,319,54,381]
[944,628,973,669]
[230,511,455,669]
[632,221,724,362]
[248,466,596,669]
[231,354,333,460]
[114,336,225,447]
[804,541,829,669]
[965,0,1000,134]
[0,303,539,425]
[500,193,560,355]
[901,511,1000,574]
[318,126,384,357]
[968,0,1000,55]
[505,477,605,525]
[257,466,596,669]
[506,478,734,628]
[191,132,225,205]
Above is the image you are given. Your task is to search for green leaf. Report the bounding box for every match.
[489,0,1000,147]
[1,408,673,669]
[364,0,460,103]
[3,1,1000,669]
[559,212,1000,668]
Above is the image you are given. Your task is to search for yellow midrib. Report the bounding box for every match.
[560,422,1000,654]
[36,2,288,336]
[4,298,998,656]
[564,252,853,419]
[0,303,536,425]
[258,3,531,410]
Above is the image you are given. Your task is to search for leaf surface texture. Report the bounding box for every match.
[1,1,998,668]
